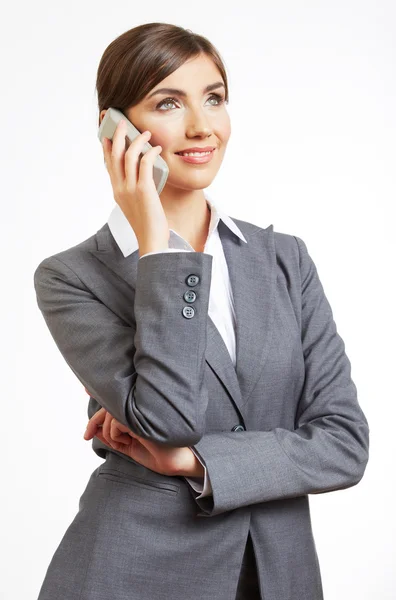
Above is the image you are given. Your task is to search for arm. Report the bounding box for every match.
[34,251,213,447]
[140,250,212,497]
[186,236,370,517]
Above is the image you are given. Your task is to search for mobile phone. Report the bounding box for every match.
[98,107,169,195]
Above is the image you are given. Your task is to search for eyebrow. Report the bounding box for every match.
[146,81,225,100]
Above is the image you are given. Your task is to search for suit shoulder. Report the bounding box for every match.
[230,215,302,258]
[33,223,107,282]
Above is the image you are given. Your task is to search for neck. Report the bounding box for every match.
[159,187,211,252]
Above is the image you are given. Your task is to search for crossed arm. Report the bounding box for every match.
[82,399,205,479]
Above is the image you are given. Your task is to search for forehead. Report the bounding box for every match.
[154,54,221,88]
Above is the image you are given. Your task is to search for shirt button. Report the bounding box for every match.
[186,274,200,287]
[183,290,197,303]
[182,306,195,319]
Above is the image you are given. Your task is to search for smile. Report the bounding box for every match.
[175,149,215,164]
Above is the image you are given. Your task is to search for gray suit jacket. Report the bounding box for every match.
[33,216,369,600]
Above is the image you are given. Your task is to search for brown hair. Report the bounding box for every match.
[95,22,229,127]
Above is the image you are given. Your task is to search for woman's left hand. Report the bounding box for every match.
[83,403,201,478]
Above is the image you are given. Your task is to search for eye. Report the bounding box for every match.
[156,93,226,111]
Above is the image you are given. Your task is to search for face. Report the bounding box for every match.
[100,53,231,193]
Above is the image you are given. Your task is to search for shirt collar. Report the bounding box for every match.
[107,189,247,258]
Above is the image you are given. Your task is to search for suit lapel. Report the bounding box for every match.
[216,219,276,408]
[90,218,275,418]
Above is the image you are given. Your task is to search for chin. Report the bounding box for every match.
[179,175,218,190]
[162,177,215,194]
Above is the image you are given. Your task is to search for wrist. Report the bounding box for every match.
[192,456,205,478]
[175,449,205,478]
[138,238,169,257]
[139,246,168,257]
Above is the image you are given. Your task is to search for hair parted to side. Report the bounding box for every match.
[95,22,229,128]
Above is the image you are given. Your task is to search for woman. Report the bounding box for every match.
[34,22,370,600]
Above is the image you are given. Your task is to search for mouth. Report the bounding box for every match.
[175,149,215,156]
[174,148,216,164]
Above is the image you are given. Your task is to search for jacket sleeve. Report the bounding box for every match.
[187,236,370,517]
[139,249,213,497]
[140,248,190,258]
[33,251,213,447]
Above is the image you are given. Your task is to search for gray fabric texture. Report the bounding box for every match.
[33,217,369,600]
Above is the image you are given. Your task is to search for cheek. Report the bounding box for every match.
[217,114,231,143]
[149,126,175,149]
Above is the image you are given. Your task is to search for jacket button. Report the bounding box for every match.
[232,424,245,432]
[182,306,195,319]
[186,274,200,286]
[183,290,197,303]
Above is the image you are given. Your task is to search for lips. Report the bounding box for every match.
[175,146,216,154]
[175,149,216,164]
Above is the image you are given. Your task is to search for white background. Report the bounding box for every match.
[2,1,394,598]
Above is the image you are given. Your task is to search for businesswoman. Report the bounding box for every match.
[34,22,370,600]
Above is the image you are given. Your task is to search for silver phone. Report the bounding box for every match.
[98,107,169,195]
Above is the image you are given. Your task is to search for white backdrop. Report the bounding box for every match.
[2,1,394,598]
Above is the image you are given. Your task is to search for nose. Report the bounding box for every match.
[185,106,213,138]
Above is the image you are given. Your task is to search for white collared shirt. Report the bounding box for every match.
[107,190,247,498]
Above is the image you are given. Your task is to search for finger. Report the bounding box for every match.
[107,119,131,184]
[84,407,106,439]
[111,419,134,434]
[110,419,133,445]
[133,144,162,189]
[94,428,121,451]
[124,130,153,189]
[102,411,114,446]
[101,120,128,189]
[107,122,150,192]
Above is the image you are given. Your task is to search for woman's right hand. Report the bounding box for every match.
[102,119,170,255]
[83,406,198,477]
